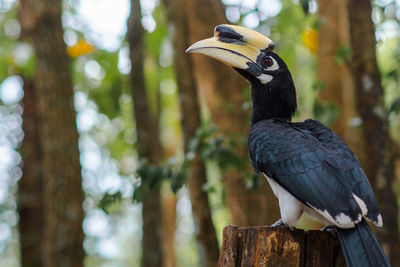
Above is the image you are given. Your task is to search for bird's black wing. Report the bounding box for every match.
[298,119,382,226]
[249,119,363,227]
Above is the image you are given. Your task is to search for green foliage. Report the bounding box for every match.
[133,160,168,201]
[335,45,352,65]
[389,98,400,115]
[91,51,126,119]
[132,157,188,200]
[132,123,246,199]
[192,124,245,170]
[272,0,308,67]
[144,5,168,60]
[0,7,35,81]
[143,4,174,116]
[386,68,400,82]
[170,162,189,193]
[99,191,123,214]
[243,172,262,190]
[241,86,252,114]
[313,101,339,126]
[200,135,244,169]
[377,37,400,129]
[72,50,127,120]
[312,81,326,92]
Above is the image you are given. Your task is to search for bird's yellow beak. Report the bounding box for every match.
[186,24,275,70]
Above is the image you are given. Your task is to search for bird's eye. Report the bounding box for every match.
[263,57,274,67]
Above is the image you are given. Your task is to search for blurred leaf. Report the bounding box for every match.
[241,86,251,100]
[91,82,123,119]
[193,124,245,170]
[386,68,399,82]
[201,182,216,193]
[200,137,243,170]
[335,45,351,65]
[133,160,173,200]
[243,172,262,190]
[99,191,123,214]
[170,165,189,193]
[170,124,247,192]
[312,81,326,92]
[273,1,309,69]
[221,186,227,204]
[188,135,200,153]
[81,50,127,120]
[67,40,95,58]
[301,27,318,54]
[144,5,168,59]
[132,180,148,203]
[313,101,339,126]
[311,17,323,30]
[389,97,400,114]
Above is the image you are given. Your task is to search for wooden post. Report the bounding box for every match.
[218,225,346,267]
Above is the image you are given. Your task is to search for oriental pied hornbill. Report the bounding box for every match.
[187,24,391,267]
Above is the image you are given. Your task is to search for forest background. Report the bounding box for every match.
[0,0,400,266]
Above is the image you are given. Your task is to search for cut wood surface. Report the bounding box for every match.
[218,225,346,267]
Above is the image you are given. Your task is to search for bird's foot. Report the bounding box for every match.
[270,218,287,228]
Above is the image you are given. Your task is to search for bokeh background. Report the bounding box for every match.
[0,0,400,266]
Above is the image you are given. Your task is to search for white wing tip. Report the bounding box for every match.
[374,214,383,227]
[306,202,357,228]
[334,212,357,228]
[352,194,368,216]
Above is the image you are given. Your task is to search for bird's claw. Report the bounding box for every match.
[271,218,287,228]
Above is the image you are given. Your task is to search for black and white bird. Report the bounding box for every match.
[186,24,390,267]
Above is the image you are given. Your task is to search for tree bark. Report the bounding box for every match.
[346,0,400,264]
[18,79,44,267]
[185,0,280,226]
[18,1,85,266]
[218,225,345,267]
[127,1,164,266]
[163,0,220,265]
[162,191,177,267]
[317,0,364,162]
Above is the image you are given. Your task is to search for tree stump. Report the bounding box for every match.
[218,225,346,267]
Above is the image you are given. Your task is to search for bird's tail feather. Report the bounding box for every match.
[336,220,390,267]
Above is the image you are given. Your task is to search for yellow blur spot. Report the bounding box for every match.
[67,40,95,58]
[301,28,318,54]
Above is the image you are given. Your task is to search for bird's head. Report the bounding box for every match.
[186,24,297,123]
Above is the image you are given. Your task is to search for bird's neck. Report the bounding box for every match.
[250,81,297,125]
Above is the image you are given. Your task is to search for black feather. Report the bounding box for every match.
[337,220,390,267]
[299,119,381,224]
[249,119,381,226]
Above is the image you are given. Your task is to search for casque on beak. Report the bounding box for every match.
[186,24,275,70]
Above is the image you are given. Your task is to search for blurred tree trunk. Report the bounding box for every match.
[163,0,220,265]
[185,0,280,226]
[317,0,364,162]
[18,1,85,266]
[127,1,164,266]
[346,0,400,264]
[18,78,44,267]
[161,191,177,267]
